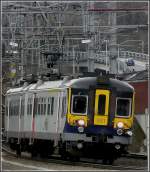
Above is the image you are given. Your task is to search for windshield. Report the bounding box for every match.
[116,98,131,117]
[71,95,88,115]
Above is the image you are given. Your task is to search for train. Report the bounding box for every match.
[4,75,135,164]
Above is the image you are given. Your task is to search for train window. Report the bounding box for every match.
[27,103,29,115]
[13,102,15,115]
[38,98,41,115]
[41,100,43,115]
[5,100,8,116]
[51,97,54,115]
[21,99,24,116]
[9,101,12,116]
[71,95,88,115]
[98,95,106,115]
[47,98,51,115]
[61,96,67,117]
[116,98,131,117]
[34,97,37,115]
[27,98,32,115]
[43,98,46,115]
[30,103,32,115]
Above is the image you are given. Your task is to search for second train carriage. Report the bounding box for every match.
[4,76,135,163]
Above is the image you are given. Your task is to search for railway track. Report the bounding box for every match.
[2,143,148,171]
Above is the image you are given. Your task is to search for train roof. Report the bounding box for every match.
[6,80,64,94]
[6,76,134,94]
[65,77,134,92]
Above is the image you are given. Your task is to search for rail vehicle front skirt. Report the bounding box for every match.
[61,133,132,145]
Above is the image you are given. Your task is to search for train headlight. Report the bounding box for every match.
[78,126,84,133]
[115,144,121,150]
[77,119,85,126]
[126,130,133,136]
[117,128,123,135]
[77,143,83,149]
[117,122,124,128]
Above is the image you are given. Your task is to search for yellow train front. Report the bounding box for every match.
[62,76,134,164]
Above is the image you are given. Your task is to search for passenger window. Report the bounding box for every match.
[116,98,131,117]
[62,96,67,117]
[72,95,87,114]
[9,101,12,116]
[34,97,37,115]
[51,97,54,115]
[41,98,43,115]
[47,98,51,115]
[5,100,8,116]
[43,98,46,115]
[98,95,106,115]
[30,103,32,115]
[21,99,24,116]
[47,97,54,115]
[27,104,29,115]
[38,98,41,115]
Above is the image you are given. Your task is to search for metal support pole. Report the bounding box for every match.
[117,44,120,74]
[105,40,108,73]
[145,108,149,171]
[72,46,75,75]
[141,40,144,54]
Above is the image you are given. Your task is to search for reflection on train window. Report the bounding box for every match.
[72,95,88,114]
[98,95,106,115]
[116,98,131,117]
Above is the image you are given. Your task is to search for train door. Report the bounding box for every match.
[24,93,34,134]
[94,89,110,126]
[20,94,25,134]
[46,91,59,133]
[57,90,67,133]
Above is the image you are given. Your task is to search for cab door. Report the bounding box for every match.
[94,89,110,126]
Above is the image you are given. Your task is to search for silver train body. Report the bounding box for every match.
[4,77,135,163]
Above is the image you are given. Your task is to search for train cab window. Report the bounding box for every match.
[116,98,131,117]
[71,95,88,115]
[98,95,106,115]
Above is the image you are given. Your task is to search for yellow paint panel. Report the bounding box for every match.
[113,117,133,129]
[94,90,110,126]
[48,88,61,93]
[67,113,88,126]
